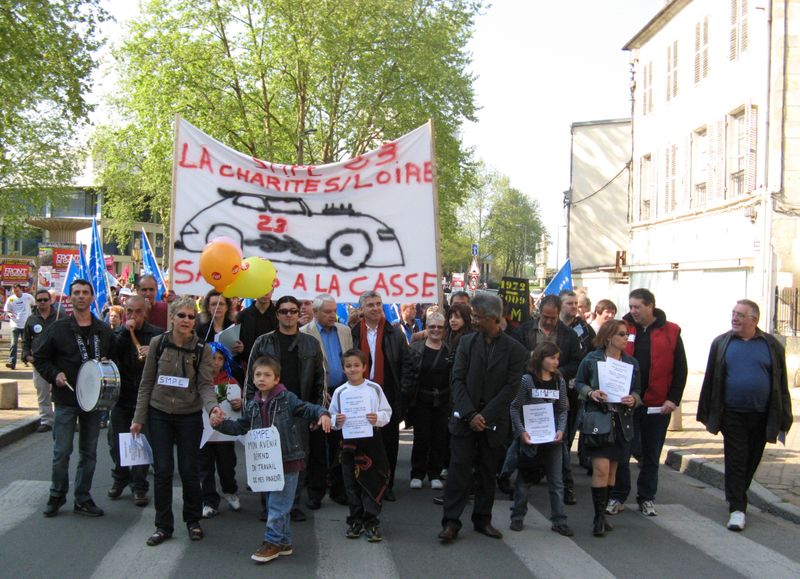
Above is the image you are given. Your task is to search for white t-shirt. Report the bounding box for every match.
[3,293,35,329]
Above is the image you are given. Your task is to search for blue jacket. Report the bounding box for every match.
[216,388,329,462]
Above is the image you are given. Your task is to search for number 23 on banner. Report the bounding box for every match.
[257,215,288,233]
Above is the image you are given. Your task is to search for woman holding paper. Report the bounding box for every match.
[197,290,243,354]
[130,296,221,546]
[509,342,573,536]
[576,320,641,537]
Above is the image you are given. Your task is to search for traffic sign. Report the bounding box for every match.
[472,243,478,256]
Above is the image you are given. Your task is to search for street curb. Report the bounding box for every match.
[0,416,39,450]
[665,445,800,525]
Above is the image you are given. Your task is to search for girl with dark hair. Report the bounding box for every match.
[445,302,473,357]
[508,342,573,536]
[575,319,641,537]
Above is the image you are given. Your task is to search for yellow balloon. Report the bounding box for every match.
[222,257,277,299]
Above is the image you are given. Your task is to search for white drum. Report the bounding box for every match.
[76,360,121,412]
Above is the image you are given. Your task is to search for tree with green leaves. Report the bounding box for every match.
[483,173,544,279]
[93,0,481,247]
[0,0,107,228]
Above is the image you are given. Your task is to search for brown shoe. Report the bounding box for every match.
[251,542,281,563]
[278,544,293,556]
[134,492,150,507]
[438,523,459,543]
[474,523,503,539]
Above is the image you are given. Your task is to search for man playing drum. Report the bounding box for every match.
[34,279,115,518]
[108,294,163,506]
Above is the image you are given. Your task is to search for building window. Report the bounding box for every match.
[691,128,708,207]
[729,0,749,60]
[666,41,678,101]
[664,144,678,213]
[694,17,709,83]
[642,62,653,115]
[727,105,758,197]
[639,154,654,220]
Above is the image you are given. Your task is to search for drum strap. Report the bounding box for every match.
[75,331,100,363]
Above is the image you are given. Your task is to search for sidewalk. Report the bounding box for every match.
[0,364,41,447]
[663,371,800,523]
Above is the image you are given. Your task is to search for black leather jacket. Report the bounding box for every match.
[246,330,325,404]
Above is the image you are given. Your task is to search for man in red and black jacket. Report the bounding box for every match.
[607,288,687,518]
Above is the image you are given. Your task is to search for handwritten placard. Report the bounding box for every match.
[245,427,284,492]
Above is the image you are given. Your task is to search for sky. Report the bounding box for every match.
[91,0,665,264]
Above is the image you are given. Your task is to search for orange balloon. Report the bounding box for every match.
[199,240,243,291]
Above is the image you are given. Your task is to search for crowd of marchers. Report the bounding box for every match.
[3,276,791,564]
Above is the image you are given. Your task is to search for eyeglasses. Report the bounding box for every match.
[731,311,754,320]
[175,312,196,320]
[277,309,299,315]
[36,298,50,303]
[427,324,445,329]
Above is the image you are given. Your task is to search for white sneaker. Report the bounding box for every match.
[410,478,423,489]
[440,469,448,479]
[224,493,241,511]
[727,510,746,531]
[430,479,444,490]
[638,500,657,517]
[202,505,218,518]
[606,498,624,515]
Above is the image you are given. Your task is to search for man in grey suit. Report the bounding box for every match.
[301,294,353,508]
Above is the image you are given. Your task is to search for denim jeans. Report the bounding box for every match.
[611,407,671,504]
[264,472,300,545]
[108,405,149,493]
[51,404,102,503]
[8,327,23,366]
[148,407,203,534]
[511,443,565,523]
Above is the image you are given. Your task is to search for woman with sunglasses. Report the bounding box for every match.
[402,311,451,490]
[131,295,221,546]
[575,319,641,537]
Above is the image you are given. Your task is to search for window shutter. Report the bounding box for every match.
[648,62,653,113]
[708,119,726,199]
[741,0,749,52]
[694,23,701,84]
[730,0,739,60]
[673,41,679,97]
[745,105,758,192]
[666,45,672,101]
[703,17,710,77]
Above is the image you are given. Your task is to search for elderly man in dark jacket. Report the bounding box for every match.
[697,299,792,532]
[439,293,527,543]
[351,290,408,502]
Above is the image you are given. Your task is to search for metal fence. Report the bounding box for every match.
[774,287,800,336]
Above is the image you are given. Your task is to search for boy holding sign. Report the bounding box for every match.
[328,349,392,543]
[509,342,573,536]
[211,356,330,564]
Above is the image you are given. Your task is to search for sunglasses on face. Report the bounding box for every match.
[175,312,196,320]
[277,309,299,315]
[36,298,50,303]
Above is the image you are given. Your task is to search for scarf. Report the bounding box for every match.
[360,318,385,387]
[255,383,287,427]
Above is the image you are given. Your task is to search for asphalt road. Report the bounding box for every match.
[1,429,799,578]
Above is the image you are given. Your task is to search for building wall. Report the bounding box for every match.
[569,120,631,271]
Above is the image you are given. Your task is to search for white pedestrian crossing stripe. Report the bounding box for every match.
[90,496,186,579]
[0,480,50,537]
[650,504,800,578]
[492,503,616,579]
[315,514,400,579]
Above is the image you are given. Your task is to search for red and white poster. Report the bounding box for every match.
[170,117,440,301]
[0,260,33,285]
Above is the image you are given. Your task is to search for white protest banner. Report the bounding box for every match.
[119,433,153,467]
[170,117,440,302]
[597,358,634,403]
[244,427,284,492]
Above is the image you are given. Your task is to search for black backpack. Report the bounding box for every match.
[155,331,206,375]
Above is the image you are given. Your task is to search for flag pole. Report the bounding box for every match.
[55,256,74,321]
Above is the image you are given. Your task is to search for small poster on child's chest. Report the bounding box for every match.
[245,427,284,492]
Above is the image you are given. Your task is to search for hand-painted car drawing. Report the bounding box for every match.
[174,188,405,272]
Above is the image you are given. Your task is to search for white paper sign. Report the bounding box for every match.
[340,389,373,439]
[597,358,634,403]
[119,433,153,467]
[216,324,241,352]
[531,388,560,400]
[170,118,438,302]
[245,427,284,492]
[522,403,556,444]
[157,375,189,389]
[647,406,663,414]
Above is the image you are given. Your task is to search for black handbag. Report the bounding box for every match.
[581,409,615,449]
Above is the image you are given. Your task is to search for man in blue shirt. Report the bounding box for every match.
[301,293,353,508]
[698,299,793,532]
